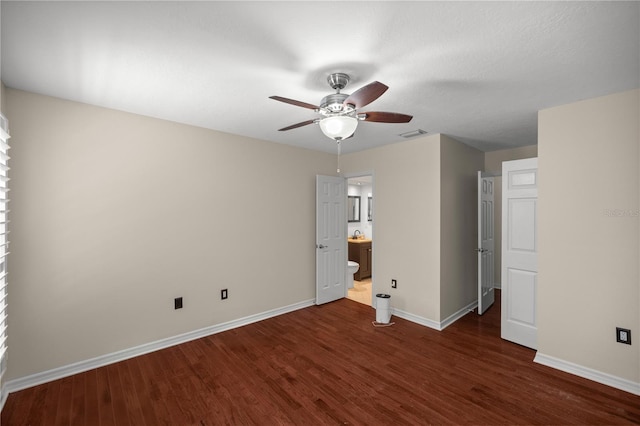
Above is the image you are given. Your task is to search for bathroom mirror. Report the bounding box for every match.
[347,196,361,222]
[368,196,373,221]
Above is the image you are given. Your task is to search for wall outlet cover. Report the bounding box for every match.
[616,327,631,345]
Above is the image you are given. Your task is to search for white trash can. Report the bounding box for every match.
[375,293,392,323]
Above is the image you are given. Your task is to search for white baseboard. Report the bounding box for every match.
[534,352,640,396]
[391,308,441,330]
[392,300,477,331]
[0,384,7,412]
[6,298,315,394]
[440,300,478,330]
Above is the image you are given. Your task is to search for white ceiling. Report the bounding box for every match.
[1,1,638,154]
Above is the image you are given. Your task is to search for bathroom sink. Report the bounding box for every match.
[348,238,372,243]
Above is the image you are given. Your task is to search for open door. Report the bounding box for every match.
[501,158,538,349]
[316,175,347,305]
[477,171,495,315]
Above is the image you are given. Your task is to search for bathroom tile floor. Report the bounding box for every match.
[347,277,371,306]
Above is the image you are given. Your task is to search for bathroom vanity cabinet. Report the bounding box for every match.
[348,240,372,281]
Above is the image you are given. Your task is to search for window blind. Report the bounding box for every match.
[0,113,10,382]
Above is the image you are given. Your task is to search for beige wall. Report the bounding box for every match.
[340,135,442,321]
[440,135,484,319]
[341,134,482,323]
[484,145,538,286]
[484,145,538,173]
[538,89,639,383]
[6,89,336,380]
[10,83,637,390]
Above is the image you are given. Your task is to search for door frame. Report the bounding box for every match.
[344,171,376,307]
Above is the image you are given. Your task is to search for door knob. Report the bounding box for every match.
[477,248,486,253]
[317,244,328,249]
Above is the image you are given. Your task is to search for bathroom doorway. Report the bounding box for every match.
[346,174,374,306]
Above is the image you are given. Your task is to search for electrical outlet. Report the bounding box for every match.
[174,297,183,310]
[391,279,397,289]
[616,327,631,345]
[221,289,228,300]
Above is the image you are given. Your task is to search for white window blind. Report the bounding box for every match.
[0,113,10,382]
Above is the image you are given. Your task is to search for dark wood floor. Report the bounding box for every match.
[3,291,640,425]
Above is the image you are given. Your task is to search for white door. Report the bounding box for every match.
[477,171,495,315]
[501,158,538,349]
[316,175,347,305]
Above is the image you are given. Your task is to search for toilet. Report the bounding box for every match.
[347,261,360,289]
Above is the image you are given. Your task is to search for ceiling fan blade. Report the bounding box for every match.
[269,96,319,110]
[343,81,388,109]
[278,119,316,131]
[362,111,413,123]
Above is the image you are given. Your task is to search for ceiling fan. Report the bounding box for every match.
[270,73,413,141]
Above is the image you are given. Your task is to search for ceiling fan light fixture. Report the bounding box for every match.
[319,116,358,141]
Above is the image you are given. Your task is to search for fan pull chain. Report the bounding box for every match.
[336,141,341,174]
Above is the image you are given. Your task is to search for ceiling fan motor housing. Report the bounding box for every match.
[320,93,351,113]
[321,73,356,115]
